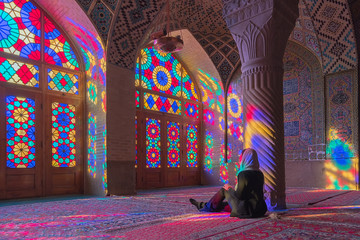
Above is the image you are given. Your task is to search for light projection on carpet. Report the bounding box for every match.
[186,124,198,167]
[204,131,213,173]
[0,0,41,60]
[87,80,97,104]
[44,15,79,70]
[0,57,39,87]
[144,92,181,115]
[167,121,180,168]
[52,102,76,167]
[88,113,96,177]
[146,118,161,168]
[325,128,357,190]
[6,96,35,168]
[48,69,79,95]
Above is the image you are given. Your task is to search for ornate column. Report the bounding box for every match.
[223,0,299,209]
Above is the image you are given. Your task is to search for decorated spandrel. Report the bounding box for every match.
[44,15,79,70]
[140,47,181,97]
[146,118,161,168]
[52,102,76,167]
[144,92,181,115]
[167,121,180,168]
[6,96,35,168]
[48,69,79,94]
[0,57,39,87]
[0,0,41,60]
[186,124,198,167]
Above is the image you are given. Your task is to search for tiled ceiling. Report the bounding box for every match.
[75,0,357,80]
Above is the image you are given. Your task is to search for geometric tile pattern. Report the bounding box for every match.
[283,51,313,153]
[289,0,322,62]
[327,71,354,144]
[90,1,113,42]
[108,0,166,68]
[304,0,357,73]
[285,41,325,152]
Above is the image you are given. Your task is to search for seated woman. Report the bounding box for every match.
[189,148,267,218]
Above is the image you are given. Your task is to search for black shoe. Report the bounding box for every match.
[189,198,201,210]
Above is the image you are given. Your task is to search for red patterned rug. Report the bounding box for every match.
[0,186,359,239]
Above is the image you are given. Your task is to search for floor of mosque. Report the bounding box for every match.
[1,186,360,239]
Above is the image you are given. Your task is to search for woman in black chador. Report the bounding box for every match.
[190,148,267,218]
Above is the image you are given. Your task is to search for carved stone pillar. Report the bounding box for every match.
[223,0,299,210]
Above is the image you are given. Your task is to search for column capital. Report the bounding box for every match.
[223,0,299,71]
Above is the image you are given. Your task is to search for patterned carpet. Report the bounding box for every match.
[1,186,360,239]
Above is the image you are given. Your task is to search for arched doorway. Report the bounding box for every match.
[0,0,84,199]
[135,47,202,189]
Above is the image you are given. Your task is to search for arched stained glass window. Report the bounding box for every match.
[135,46,201,185]
[0,0,83,171]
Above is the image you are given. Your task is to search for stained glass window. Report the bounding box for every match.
[167,121,180,168]
[144,92,181,115]
[87,80,97,104]
[135,90,139,108]
[182,68,198,101]
[44,16,79,70]
[186,124,198,167]
[52,102,76,167]
[88,113,96,177]
[6,96,35,168]
[184,102,199,119]
[140,47,181,97]
[204,131,213,173]
[0,0,41,60]
[0,57,39,87]
[48,69,79,94]
[146,118,161,168]
[135,116,138,168]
